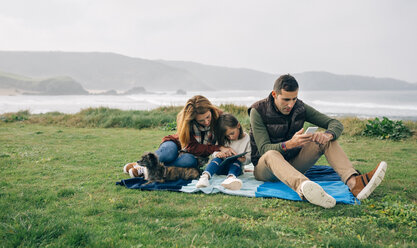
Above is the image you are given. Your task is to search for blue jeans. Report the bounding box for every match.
[155,141,198,168]
[204,157,243,178]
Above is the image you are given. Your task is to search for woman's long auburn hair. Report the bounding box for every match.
[176,95,221,148]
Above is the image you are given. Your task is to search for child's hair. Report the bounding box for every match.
[215,113,243,146]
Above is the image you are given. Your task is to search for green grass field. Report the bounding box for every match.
[1,120,416,247]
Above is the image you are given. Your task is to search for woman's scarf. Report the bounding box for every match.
[191,121,215,145]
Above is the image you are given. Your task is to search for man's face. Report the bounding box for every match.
[272,89,298,115]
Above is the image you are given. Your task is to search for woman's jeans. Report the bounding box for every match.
[155,141,198,168]
[204,157,243,178]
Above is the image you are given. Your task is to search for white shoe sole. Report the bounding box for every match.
[221,180,242,191]
[356,161,387,200]
[301,181,336,208]
[196,182,210,188]
[196,183,209,188]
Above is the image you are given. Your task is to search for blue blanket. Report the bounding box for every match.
[116,165,359,205]
[116,177,193,191]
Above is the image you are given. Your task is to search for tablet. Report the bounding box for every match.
[219,151,249,166]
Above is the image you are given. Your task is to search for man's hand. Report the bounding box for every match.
[286,128,313,149]
[219,146,236,157]
[312,132,333,145]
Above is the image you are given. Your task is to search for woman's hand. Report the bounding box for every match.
[219,146,236,157]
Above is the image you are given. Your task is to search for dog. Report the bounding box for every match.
[137,152,200,184]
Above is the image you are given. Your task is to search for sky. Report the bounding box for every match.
[1,0,416,83]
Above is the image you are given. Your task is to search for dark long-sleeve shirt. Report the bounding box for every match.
[250,103,343,156]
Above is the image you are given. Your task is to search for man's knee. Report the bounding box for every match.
[263,150,283,159]
[254,151,281,182]
[257,150,286,173]
[321,140,338,152]
[262,150,285,164]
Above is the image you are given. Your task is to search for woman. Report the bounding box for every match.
[125,95,235,177]
[158,95,235,168]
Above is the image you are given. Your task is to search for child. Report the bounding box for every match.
[196,113,251,190]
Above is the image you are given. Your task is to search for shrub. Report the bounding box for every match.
[362,117,411,140]
[339,117,367,136]
[0,110,30,123]
[163,121,177,131]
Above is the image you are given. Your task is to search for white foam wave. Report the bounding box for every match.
[311,100,417,111]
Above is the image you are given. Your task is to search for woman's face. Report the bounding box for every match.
[195,111,212,127]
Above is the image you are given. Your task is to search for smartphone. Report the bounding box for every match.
[304,126,318,134]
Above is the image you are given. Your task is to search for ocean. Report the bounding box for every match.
[1,90,417,120]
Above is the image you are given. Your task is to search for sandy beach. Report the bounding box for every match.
[0,88,23,96]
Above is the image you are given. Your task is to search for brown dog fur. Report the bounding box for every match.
[137,152,200,184]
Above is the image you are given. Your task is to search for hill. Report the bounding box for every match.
[0,71,88,95]
[0,51,416,91]
[0,51,211,91]
[160,60,417,91]
[157,60,276,90]
[293,71,417,91]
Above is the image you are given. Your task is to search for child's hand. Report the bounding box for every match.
[237,156,246,163]
[219,146,236,157]
[216,152,226,158]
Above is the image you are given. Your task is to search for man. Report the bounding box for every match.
[249,74,387,208]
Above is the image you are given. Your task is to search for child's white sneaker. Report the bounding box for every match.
[196,174,210,188]
[300,180,336,208]
[221,176,242,190]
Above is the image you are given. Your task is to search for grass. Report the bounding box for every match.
[2,106,416,139]
[0,107,182,129]
[1,120,416,247]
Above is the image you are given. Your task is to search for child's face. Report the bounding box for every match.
[225,125,240,141]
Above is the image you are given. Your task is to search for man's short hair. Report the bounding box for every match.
[273,74,299,93]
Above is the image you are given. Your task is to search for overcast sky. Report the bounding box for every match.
[1,0,416,82]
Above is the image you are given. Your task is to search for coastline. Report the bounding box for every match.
[0,88,28,96]
[1,90,417,121]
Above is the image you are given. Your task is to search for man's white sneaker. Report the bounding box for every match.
[196,174,210,188]
[300,180,336,208]
[221,177,243,190]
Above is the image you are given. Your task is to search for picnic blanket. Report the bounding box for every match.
[116,165,359,205]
